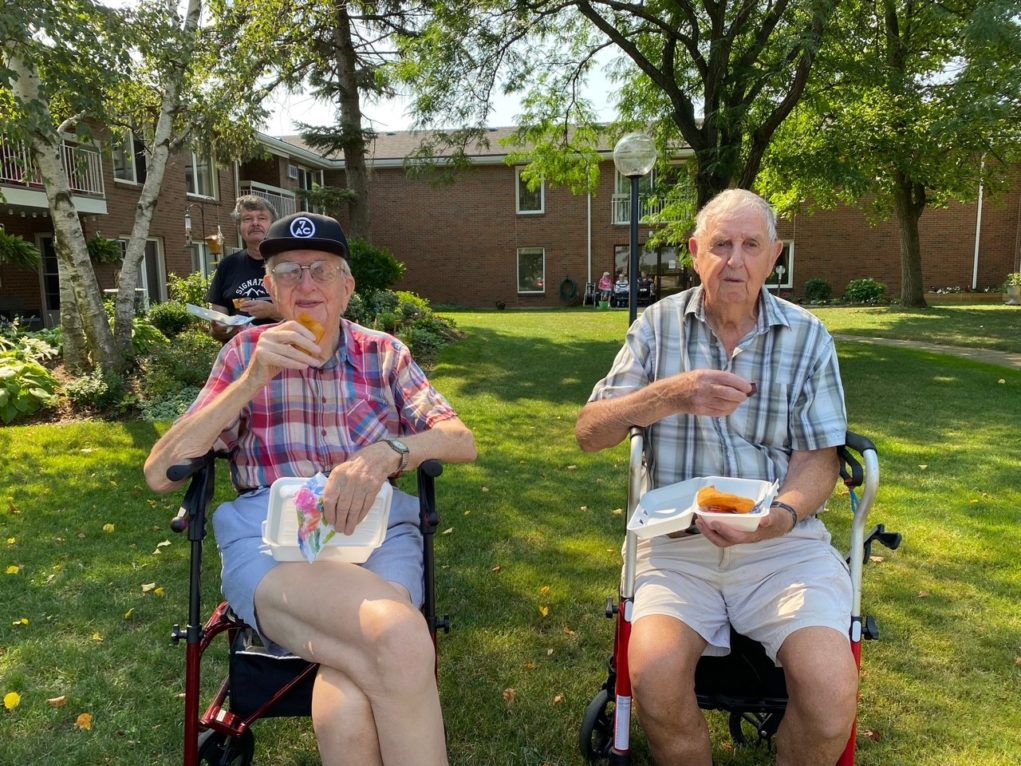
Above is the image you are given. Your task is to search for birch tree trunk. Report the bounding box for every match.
[5,47,118,371]
[113,0,201,356]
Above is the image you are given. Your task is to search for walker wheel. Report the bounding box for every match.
[728,709,780,748]
[197,728,255,765]
[579,688,614,763]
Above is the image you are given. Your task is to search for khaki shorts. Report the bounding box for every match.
[631,518,852,665]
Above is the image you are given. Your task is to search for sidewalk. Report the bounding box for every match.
[833,334,1021,370]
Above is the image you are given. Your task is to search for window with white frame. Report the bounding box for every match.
[112,130,146,184]
[767,242,795,290]
[515,167,544,214]
[117,237,166,304]
[517,248,545,294]
[191,242,216,278]
[185,150,217,198]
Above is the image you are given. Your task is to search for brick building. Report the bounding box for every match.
[1,125,1019,323]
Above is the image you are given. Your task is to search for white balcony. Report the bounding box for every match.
[0,138,107,214]
[239,181,298,218]
[612,192,666,225]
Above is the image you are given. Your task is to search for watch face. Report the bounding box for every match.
[389,439,409,454]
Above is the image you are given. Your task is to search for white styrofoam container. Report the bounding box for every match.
[262,478,392,563]
[628,475,778,538]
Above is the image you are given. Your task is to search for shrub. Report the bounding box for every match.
[140,386,201,423]
[396,291,431,320]
[367,289,400,316]
[348,238,406,294]
[0,353,59,424]
[844,278,887,304]
[343,291,369,324]
[63,369,126,413]
[168,271,212,306]
[141,329,220,399]
[804,278,832,302]
[376,310,401,334]
[131,317,169,357]
[87,235,123,265]
[147,301,196,338]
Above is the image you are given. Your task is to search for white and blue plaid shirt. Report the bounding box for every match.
[589,287,847,492]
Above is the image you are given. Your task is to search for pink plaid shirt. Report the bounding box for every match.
[186,319,458,491]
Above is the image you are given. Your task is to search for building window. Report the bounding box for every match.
[185,150,217,198]
[191,242,216,278]
[517,248,545,294]
[768,242,795,290]
[112,130,146,184]
[516,167,544,214]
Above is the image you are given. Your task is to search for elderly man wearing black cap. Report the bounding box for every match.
[146,212,476,765]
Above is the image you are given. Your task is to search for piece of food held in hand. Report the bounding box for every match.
[296,313,327,360]
[696,485,757,514]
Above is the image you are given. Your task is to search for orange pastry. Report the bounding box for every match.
[296,313,326,344]
[696,486,756,514]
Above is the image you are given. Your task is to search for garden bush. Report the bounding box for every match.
[844,277,887,304]
[168,271,211,306]
[139,385,201,423]
[140,328,220,399]
[147,300,195,338]
[348,238,406,294]
[63,369,126,413]
[804,278,832,302]
[0,353,59,424]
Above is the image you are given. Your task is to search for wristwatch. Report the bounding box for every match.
[383,438,410,478]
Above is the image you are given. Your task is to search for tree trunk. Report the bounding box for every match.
[113,0,199,356]
[56,254,89,373]
[892,169,928,308]
[332,0,370,237]
[6,48,119,371]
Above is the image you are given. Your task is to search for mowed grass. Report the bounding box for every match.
[1,306,1019,765]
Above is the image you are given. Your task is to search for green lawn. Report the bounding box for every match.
[1,307,1019,765]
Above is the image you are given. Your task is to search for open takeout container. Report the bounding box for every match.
[262,478,392,563]
[627,476,779,538]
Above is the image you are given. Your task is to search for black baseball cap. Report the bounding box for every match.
[259,212,349,259]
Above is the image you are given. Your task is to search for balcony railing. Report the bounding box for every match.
[612,192,666,225]
[239,180,298,218]
[0,138,105,197]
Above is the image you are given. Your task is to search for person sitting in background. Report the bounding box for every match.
[576,189,853,765]
[598,271,613,300]
[146,212,477,765]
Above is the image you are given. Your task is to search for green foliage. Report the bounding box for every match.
[86,235,123,265]
[376,310,400,334]
[0,353,59,424]
[146,300,196,338]
[139,385,201,423]
[348,238,406,294]
[129,315,168,356]
[343,291,369,324]
[1004,272,1021,287]
[804,278,833,302]
[0,321,61,363]
[0,229,41,268]
[62,369,126,413]
[168,271,212,306]
[844,278,887,304]
[140,329,219,400]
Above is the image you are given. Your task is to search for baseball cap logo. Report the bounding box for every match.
[290,216,316,238]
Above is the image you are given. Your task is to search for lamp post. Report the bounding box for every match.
[613,133,657,324]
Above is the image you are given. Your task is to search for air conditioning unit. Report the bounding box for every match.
[287,164,299,180]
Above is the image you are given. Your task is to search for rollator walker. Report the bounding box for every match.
[579,429,901,764]
[166,453,449,766]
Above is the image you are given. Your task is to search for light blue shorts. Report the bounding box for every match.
[631,517,852,665]
[211,486,425,636]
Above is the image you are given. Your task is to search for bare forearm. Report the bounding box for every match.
[776,448,840,522]
[143,372,265,493]
[403,417,477,470]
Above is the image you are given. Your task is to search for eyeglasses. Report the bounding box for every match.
[270,261,346,285]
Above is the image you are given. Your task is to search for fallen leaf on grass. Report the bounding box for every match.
[75,712,93,731]
[490,565,502,573]
[997,379,1005,385]
[553,693,565,704]
[141,583,157,593]
[12,618,28,626]
[154,587,166,597]
[47,695,67,707]
[917,591,930,599]
[869,555,885,564]
[539,585,551,595]
[1014,656,1021,667]
[5,565,21,575]
[4,691,21,710]
[91,632,103,642]
[123,608,134,620]
[538,606,550,618]
[917,465,928,470]
[611,508,623,516]
[5,538,14,545]
[566,465,577,471]
[502,688,516,704]
[579,505,588,511]
[442,527,454,535]
[863,729,883,742]
[525,661,538,670]
[563,626,576,636]
[102,523,115,533]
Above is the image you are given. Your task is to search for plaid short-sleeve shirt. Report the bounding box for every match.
[588,287,847,492]
[186,319,459,492]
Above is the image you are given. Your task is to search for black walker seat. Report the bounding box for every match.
[579,430,902,764]
[167,455,448,766]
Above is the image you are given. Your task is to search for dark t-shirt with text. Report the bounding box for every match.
[206,250,274,323]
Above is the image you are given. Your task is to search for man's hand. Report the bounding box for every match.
[237,298,281,322]
[695,505,791,547]
[657,369,756,418]
[242,320,323,388]
[321,443,400,535]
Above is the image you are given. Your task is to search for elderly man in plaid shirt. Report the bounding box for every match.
[577,190,854,766]
[146,212,475,766]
